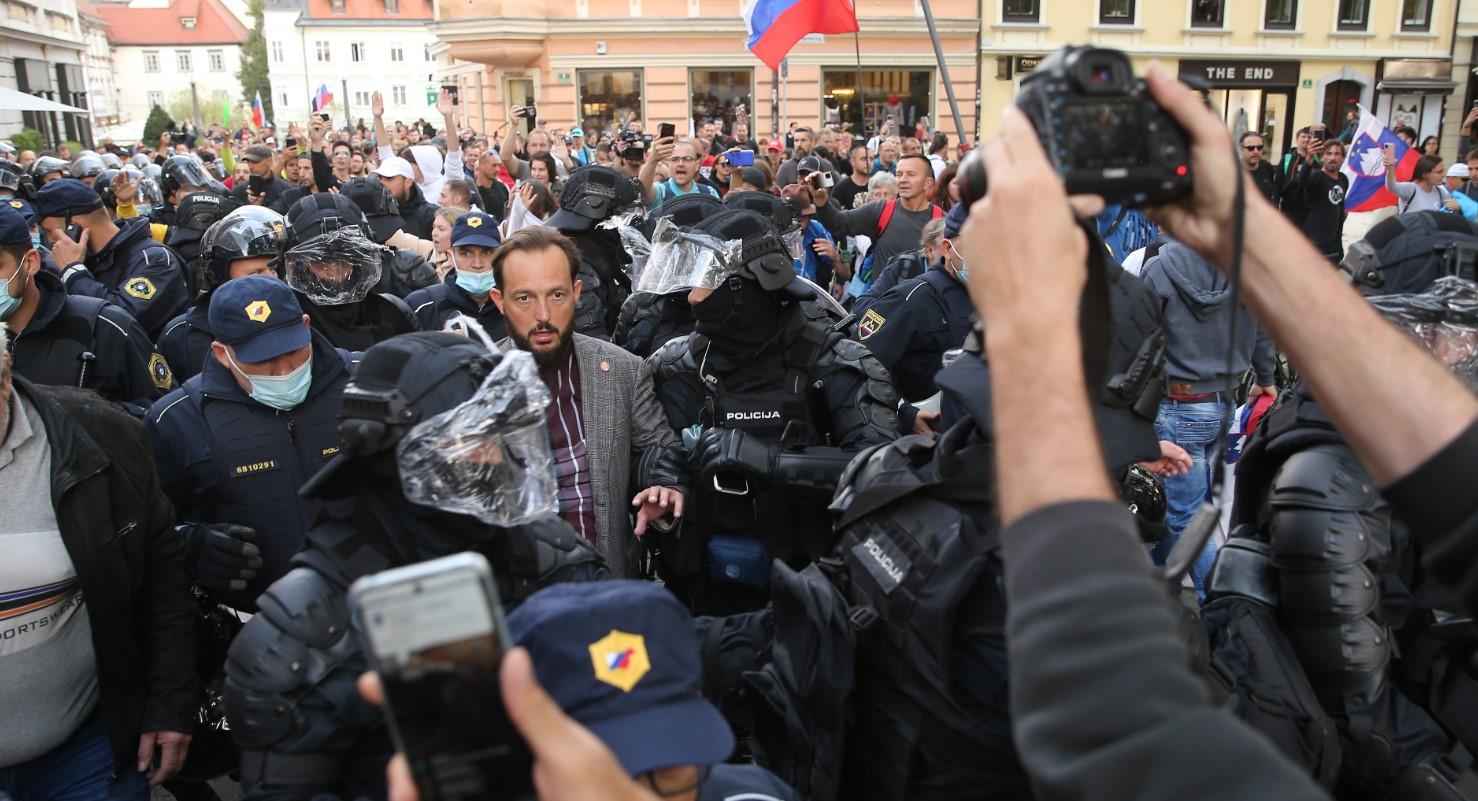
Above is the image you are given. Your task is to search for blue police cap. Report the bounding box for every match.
[450,209,501,249]
[3,197,35,227]
[0,202,31,247]
[943,201,968,239]
[32,178,104,220]
[507,580,734,776]
[208,275,310,363]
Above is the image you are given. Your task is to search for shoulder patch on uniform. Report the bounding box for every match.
[8,200,21,209]
[125,277,157,300]
[149,352,174,390]
[857,308,886,340]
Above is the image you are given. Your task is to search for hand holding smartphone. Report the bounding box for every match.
[658,123,676,141]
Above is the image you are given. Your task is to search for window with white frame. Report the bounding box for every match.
[208,49,224,71]
[389,46,403,62]
[315,40,330,62]
[392,85,406,104]
[176,50,191,71]
[143,50,160,72]
[354,90,370,106]
[271,40,284,62]
[147,90,164,107]
[350,42,365,62]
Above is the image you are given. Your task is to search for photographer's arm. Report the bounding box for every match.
[372,92,393,161]
[1145,62,1478,486]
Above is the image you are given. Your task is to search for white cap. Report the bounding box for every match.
[371,156,415,180]
[1447,163,1470,179]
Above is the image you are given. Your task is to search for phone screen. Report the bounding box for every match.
[730,149,755,167]
[659,123,675,140]
[64,216,83,243]
[355,561,533,801]
[249,174,268,196]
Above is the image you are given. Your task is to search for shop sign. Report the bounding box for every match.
[1178,60,1300,87]
[1015,55,1041,74]
[556,71,573,84]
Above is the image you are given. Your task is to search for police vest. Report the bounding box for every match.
[183,368,346,606]
[615,292,695,359]
[12,296,113,394]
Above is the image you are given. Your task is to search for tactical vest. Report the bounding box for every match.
[11,296,109,393]
[615,292,695,359]
[183,370,346,607]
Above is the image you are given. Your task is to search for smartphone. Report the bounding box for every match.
[809,170,834,189]
[441,84,460,105]
[659,123,676,141]
[285,137,298,148]
[351,553,534,801]
[1383,142,1396,157]
[319,113,332,123]
[729,149,755,166]
[65,221,83,242]
[248,174,268,196]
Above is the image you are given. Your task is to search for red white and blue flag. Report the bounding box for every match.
[1341,105,1418,212]
[251,91,265,128]
[742,0,859,70]
[313,84,333,112]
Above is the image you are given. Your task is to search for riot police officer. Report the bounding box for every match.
[70,153,105,187]
[157,205,286,382]
[148,276,354,612]
[338,176,437,298]
[29,155,67,188]
[855,202,975,432]
[163,192,243,293]
[546,165,640,339]
[224,333,604,800]
[404,208,506,335]
[281,192,419,350]
[612,192,724,357]
[0,203,171,411]
[158,154,229,225]
[647,208,899,613]
[33,178,189,338]
[1210,210,1478,799]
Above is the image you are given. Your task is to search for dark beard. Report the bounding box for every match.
[511,320,574,367]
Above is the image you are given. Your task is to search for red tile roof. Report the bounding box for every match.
[301,0,432,21]
[86,0,248,46]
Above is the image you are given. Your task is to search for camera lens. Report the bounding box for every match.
[957,148,987,208]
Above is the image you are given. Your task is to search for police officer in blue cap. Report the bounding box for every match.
[853,201,975,434]
[0,202,172,412]
[33,178,189,339]
[509,580,797,801]
[405,208,507,336]
[147,275,354,611]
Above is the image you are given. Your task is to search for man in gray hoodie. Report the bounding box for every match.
[1138,238,1278,599]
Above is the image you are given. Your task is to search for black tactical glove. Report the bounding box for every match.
[183,523,262,594]
[694,428,776,491]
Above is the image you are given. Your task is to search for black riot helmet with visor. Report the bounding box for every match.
[200,206,287,290]
[0,160,26,194]
[161,154,228,200]
[30,156,67,186]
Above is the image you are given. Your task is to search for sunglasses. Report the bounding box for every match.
[1243,144,1265,151]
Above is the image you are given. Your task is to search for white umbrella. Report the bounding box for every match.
[0,86,87,114]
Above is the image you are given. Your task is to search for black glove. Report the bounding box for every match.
[183,523,262,594]
[694,428,776,490]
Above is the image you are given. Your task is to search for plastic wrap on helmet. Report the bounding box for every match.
[600,211,651,279]
[782,227,805,261]
[634,216,743,296]
[283,227,385,306]
[1369,276,1478,387]
[137,177,164,208]
[396,350,557,526]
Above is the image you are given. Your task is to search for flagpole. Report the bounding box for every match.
[853,28,865,135]
[918,0,967,147]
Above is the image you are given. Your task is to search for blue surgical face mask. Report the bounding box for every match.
[946,240,968,285]
[455,268,497,296]
[227,346,313,410]
[0,251,31,320]
[135,204,153,217]
[29,230,41,250]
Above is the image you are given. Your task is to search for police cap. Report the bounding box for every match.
[32,178,105,220]
[209,275,309,363]
[0,203,31,247]
[451,209,501,249]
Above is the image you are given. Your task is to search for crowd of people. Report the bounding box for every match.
[0,61,1475,801]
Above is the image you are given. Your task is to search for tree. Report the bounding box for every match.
[142,105,176,147]
[237,0,273,125]
[10,128,43,153]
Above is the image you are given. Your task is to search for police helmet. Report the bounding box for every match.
[0,160,23,193]
[95,169,121,208]
[338,176,404,244]
[641,193,724,240]
[284,192,372,247]
[70,154,105,180]
[100,153,123,170]
[1119,464,1168,544]
[130,153,151,170]
[299,332,501,498]
[30,156,68,185]
[1341,211,1478,297]
[0,142,15,158]
[200,206,286,289]
[546,165,641,232]
[173,191,242,232]
[143,163,163,182]
[161,155,227,200]
[137,176,164,208]
[690,209,796,291]
[722,190,796,233]
[282,192,383,305]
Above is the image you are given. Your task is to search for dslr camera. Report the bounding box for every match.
[960,46,1192,208]
[617,130,652,159]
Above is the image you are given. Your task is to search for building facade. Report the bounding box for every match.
[90,0,248,136]
[979,0,1457,167]
[427,0,979,145]
[264,0,441,131]
[80,4,121,133]
[1,0,93,147]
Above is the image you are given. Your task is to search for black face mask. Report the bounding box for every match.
[694,278,781,357]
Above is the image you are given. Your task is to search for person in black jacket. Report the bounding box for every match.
[229,145,294,213]
[0,342,196,797]
[404,209,506,335]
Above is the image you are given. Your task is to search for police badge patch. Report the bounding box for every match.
[858,308,886,340]
[125,277,158,300]
[148,352,174,390]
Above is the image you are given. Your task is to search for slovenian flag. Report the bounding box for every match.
[251,91,265,128]
[313,84,333,112]
[743,0,859,70]
[1341,105,1418,212]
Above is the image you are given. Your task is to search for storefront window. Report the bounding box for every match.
[690,70,752,140]
[821,69,933,138]
[577,69,643,140]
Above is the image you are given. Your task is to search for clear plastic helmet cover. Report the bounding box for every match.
[1369,276,1478,389]
[782,227,805,261]
[283,227,386,306]
[396,350,559,527]
[143,164,163,181]
[137,177,164,208]
[599,211,651,280]
[633,216,743,296]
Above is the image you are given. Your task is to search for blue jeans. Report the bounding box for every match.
[1151,397,1228,601]
[0,716,149,801]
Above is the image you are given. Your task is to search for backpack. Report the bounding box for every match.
[855,199,942,288]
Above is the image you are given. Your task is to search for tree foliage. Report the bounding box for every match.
[10,128,43,153]
[237,0,273,124]
[142,105,176,146]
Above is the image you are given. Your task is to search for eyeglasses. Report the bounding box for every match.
[667,155,697,163]
[1243,144,1265,151]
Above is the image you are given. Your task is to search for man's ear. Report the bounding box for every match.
[490,287,505,313]
[571,279,582,305]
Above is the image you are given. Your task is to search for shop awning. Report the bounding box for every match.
[0,87,87,114]
[1377,78,1459,94]
[1378,58,1457,94]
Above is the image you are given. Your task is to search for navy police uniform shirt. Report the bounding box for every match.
[156,302,215,383]
[697,763,798,801]
[404,271,508,339]
[64,217,190,339]
[855,266,974,404]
